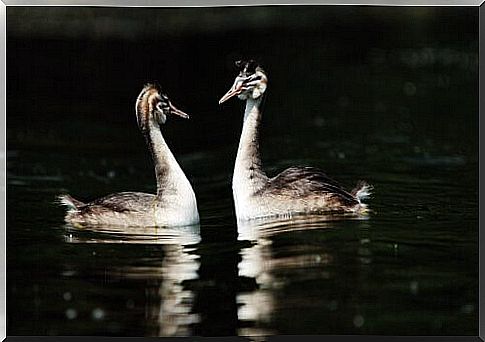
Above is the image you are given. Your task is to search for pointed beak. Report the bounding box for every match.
[169,101,190,119]
[219,81,243,105]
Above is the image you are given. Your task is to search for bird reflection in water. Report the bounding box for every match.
[64,223,201,336]
[236,214,370,337]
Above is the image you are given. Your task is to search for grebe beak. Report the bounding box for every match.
[169,101,190,119]
[219,80,244,104]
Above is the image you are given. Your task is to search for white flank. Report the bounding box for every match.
[355,184,373,204]
[57,195,78,212]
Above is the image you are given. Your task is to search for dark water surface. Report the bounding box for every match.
[7,6,478,337]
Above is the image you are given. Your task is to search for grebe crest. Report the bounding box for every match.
[219,60,268,104]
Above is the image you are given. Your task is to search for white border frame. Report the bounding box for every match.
[1,0,484,6]
[1,2,482,341]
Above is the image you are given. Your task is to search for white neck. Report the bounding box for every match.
[233,97,269,202]
[146,119,194,201]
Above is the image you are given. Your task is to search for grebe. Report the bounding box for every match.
[219,60,372,221]
[59,84,199,227]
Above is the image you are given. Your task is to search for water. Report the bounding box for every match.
[7,6,478,337]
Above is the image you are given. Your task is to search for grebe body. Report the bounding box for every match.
[59,84,199,227]
[219,60,372,221]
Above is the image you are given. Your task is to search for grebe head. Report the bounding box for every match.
[136,83,189,130]
[219,60,267,104]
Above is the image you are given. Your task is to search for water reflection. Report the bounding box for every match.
[237,215,367,241]
[236,215,368,337]
[64,224,201,336]
[64,224,201,245]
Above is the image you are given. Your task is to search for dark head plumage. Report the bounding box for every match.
[236,60,262,77]
[219,60,268,104]
[144,82,162,93]
[135,83,189,132]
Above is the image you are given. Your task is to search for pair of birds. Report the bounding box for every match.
[59,60,372,227]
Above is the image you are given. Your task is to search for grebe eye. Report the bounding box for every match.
[156,102,168,113]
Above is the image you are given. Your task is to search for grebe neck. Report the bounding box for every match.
[233,97,269,196]
[145,119,188,199]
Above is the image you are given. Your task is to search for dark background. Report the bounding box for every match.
[6,6,479,337]
[7,6,478,155]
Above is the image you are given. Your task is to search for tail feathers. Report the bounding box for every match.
[351,181,373,204]
[57,194,85,211]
